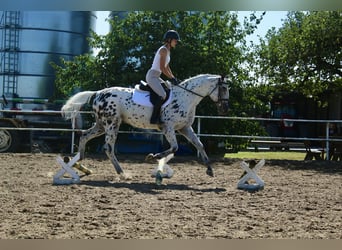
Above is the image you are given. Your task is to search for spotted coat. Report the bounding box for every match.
[62,74,229,178]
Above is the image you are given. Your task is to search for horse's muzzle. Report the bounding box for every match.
[217,100,229,115]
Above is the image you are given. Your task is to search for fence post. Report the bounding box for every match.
[325,122,330,161]
[197,117,201,157]
[71,114,75,154]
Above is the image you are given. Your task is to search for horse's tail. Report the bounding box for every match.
[61,91,96,120]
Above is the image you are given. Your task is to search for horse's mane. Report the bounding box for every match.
[180,74,220,86]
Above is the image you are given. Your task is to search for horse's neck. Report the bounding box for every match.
[183,76,214,97]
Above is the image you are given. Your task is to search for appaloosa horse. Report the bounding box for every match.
[61,74,229,183]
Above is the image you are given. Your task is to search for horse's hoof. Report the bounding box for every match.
[145,153,156,162]
[120,172,132,180]
[155,170,163,186]
[206,168,214,177]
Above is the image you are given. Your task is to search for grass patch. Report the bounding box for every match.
[224,151,306,160]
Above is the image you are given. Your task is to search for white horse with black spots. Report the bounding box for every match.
[61,74,229,184]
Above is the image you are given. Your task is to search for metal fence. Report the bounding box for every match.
[195,115,342,160]
[1,110,341,160]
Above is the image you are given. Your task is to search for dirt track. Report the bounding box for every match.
[0,153,341,239]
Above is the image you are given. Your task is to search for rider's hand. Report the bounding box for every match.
[171,77,180,85]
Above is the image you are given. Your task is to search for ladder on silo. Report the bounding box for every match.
[0,11,20,97]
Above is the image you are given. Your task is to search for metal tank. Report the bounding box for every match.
[0,11,95,104]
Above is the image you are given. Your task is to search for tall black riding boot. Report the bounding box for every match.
[150,97,164,124]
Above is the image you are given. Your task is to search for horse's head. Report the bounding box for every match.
[207,75,229,115]
[176,74,229,115]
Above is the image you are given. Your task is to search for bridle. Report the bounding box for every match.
[216,80,230,104]
[172,78,229,104]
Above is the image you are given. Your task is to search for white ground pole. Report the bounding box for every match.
[237,159,265,191]
[53,152,81,185]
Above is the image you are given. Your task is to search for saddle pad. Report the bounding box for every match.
[132,85,172,108]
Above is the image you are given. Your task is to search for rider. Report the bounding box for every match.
[146,30,181,124]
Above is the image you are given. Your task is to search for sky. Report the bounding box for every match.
[240,11,288,44]
[94,11,288,44]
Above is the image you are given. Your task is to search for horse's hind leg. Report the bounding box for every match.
[79,122,105,159]
[178,126,214,177]
[103,124,125,176]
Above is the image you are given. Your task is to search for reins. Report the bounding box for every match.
[172,83,207,98]
[170,79,227,104]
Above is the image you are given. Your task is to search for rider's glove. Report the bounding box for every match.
[171,77,180,85]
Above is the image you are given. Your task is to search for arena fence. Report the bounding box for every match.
[0,110,341,160]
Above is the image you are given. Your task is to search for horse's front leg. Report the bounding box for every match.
[78,122,105,159]
[145,126,178,162]
[178,126,214,177]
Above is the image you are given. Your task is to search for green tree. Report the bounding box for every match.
[254,11,342,100]
[53,11,268,152]
[54,11,263,95]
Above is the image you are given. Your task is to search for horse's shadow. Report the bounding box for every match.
[79,180,226,195]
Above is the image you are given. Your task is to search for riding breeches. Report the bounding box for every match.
[146,69,167,100]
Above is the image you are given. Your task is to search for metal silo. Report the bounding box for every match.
[0,11,95,104]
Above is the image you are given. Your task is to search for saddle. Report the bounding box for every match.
[132,81,172,107]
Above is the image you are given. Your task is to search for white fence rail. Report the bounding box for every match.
[196,115,342,160]
[1,110,341,160]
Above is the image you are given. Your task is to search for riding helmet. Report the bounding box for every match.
[163,30,181,42]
